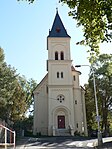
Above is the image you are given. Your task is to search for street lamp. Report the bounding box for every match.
[75,65,103,146]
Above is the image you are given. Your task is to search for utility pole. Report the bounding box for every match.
[75,65,103,146]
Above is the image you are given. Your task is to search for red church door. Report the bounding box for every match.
[58,115,65,129]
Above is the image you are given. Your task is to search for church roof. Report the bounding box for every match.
[71,65,76,71]
[71,65,81,75]
[48,10,70,38]
[33,73,48,94]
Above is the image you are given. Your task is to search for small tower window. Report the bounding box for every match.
[46,86,48,93]
[73,75,76,81]
[57,72,59,78]
[55,51,58,60]
[61,72,63,78]
[60,51,64,60]
[75,100,77,104]
[77,123,78,128]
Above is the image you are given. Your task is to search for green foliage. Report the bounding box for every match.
[0,47,4,63]
[84,84,97,130]
[85,54,112,136]
[17,0,35,3]
[18,76,37,115]
[60,0,112,57]
[0,48,37,124]
[0,62,26,122]
[13,115,33,136]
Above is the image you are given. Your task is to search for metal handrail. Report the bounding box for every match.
[0,124,16,149]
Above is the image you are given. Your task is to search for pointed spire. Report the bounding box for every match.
[48,10,70,38]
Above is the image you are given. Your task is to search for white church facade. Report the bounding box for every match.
[33,11,88,136]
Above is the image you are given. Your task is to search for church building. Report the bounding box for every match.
[33,10,88,136]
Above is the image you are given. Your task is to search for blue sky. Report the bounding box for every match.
[0,0,111,85]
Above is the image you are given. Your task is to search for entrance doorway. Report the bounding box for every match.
[58,115,65,129]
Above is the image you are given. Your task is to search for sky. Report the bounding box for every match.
[0,0,112,86]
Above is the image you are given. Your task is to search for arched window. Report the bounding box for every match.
[60,51,64,60]
[57,72,59,78]
[61,72,63,78]
[55,51,58,60]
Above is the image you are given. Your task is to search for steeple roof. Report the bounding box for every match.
[48,10,70,38]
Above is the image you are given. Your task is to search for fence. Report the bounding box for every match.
[0,124,15,149]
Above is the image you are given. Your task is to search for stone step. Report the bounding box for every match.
[55,129,71,136]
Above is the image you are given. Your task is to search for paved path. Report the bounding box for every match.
[14,136,112,149]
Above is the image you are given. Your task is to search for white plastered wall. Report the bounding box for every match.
[48,87,75,135]
[33,78,48,136]
[47,38,71,60]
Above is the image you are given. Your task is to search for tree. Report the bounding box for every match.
[0,48,37,124]
[0,47,4,63]
[18,76,37,115]
[93,54,112,135]
[17,0,35,3]
[0,62,26,122]
[60,0,112,57]
[85,54,112,136]
[84,83,96,132]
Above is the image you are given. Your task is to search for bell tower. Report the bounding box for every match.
[47,10,72,86]
[47,10,75,135]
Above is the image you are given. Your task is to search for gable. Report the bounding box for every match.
[33,73,48,94]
